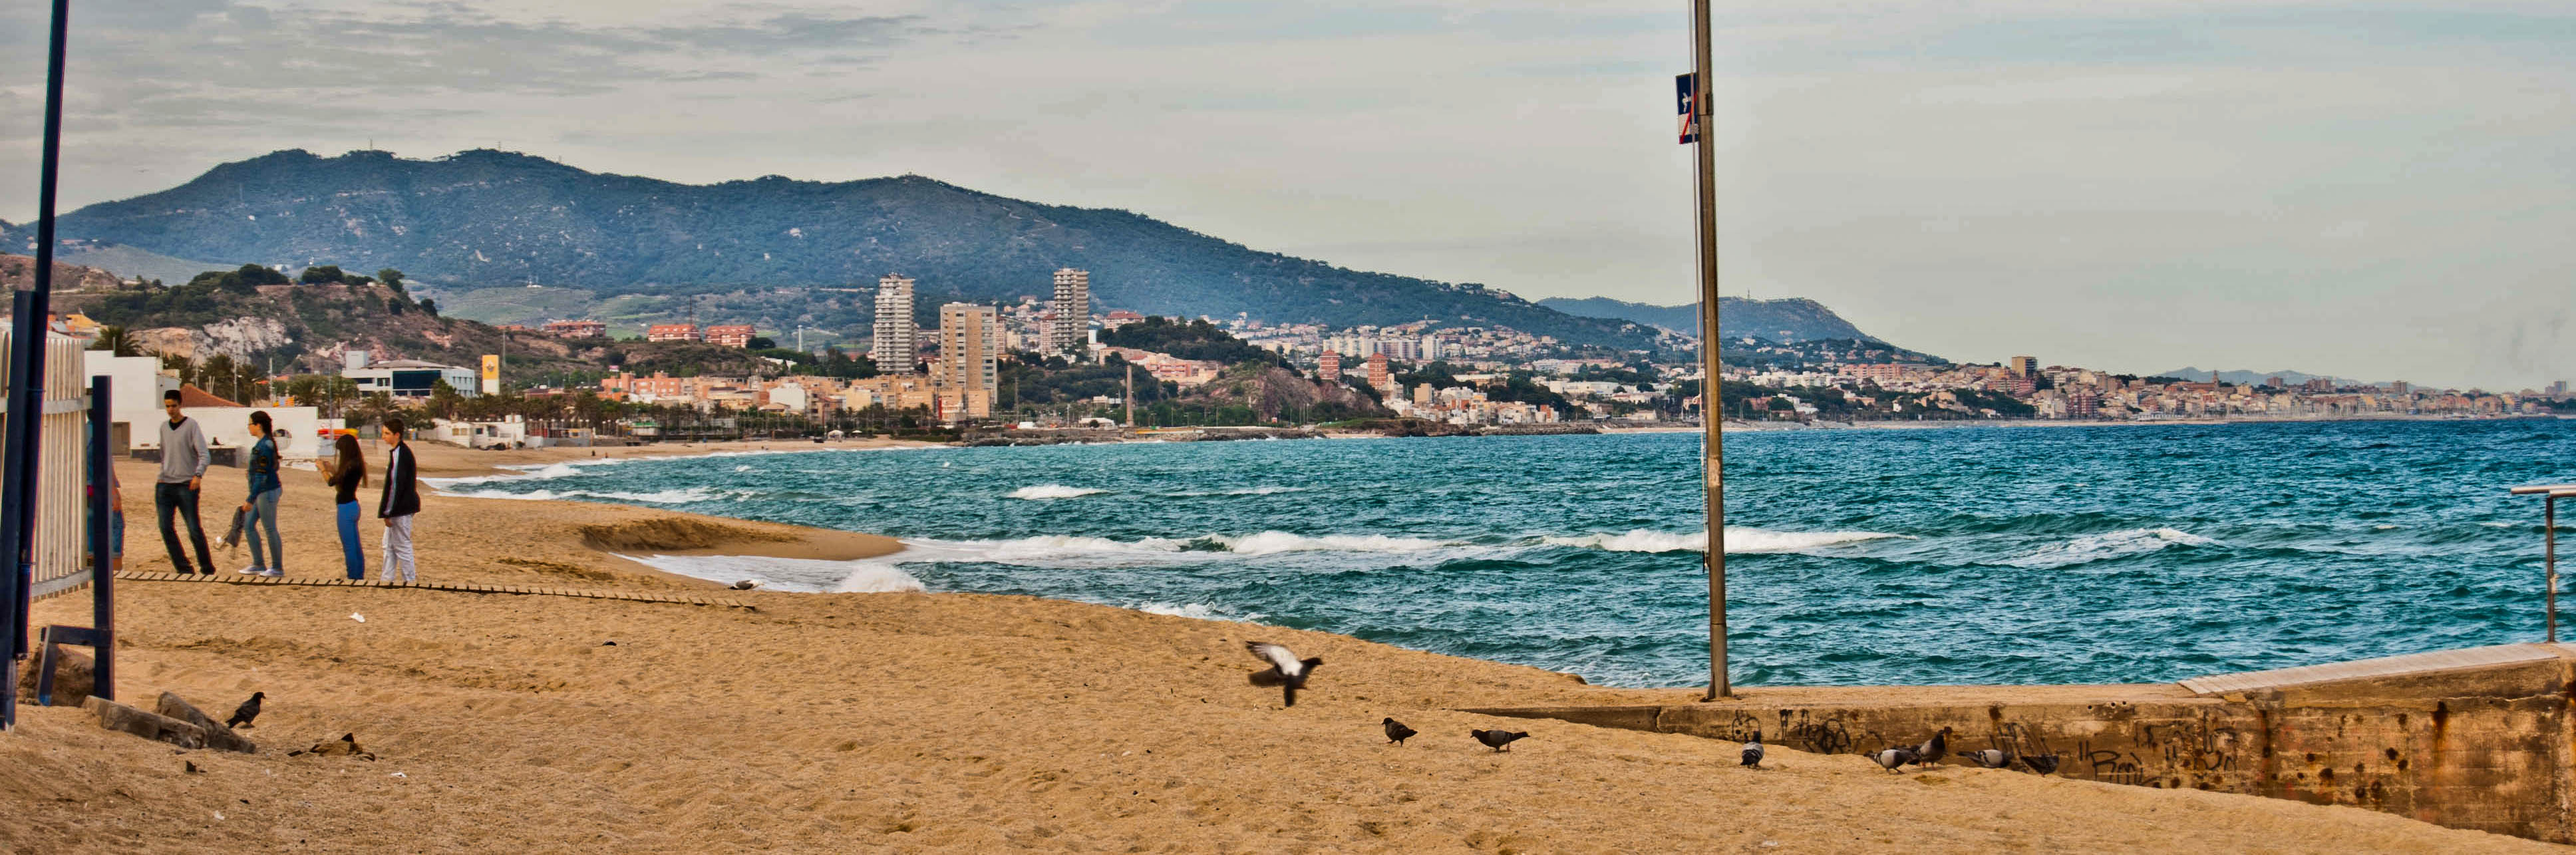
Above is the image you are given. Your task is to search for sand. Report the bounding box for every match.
[1,442,2555,852]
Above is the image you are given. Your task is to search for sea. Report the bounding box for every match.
[427,419,2575,689]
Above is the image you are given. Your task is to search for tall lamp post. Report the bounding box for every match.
[1687,0,1730,699]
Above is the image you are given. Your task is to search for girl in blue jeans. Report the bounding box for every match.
[237,411,285,577]
[315,432,369,580]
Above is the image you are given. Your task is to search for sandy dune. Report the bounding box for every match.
[1,443,2552,852]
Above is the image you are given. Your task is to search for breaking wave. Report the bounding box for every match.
[1009,484,1108,500]
[1539,528,1905,554]
[2001,528,2218,569]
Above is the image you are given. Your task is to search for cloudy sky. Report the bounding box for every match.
[1,1,2570,388]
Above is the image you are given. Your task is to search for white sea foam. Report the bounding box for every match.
[1134,602,1266,623]
[1009,484,1108,500]
[442,486,724,504]
[733,464,755,472]
[613,552,925,594]
[1207,531,1454,555]
[1541,528,1903,554]
[1170,486,1309,496]
[2003,527,2217,569]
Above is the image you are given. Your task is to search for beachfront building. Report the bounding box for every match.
[1367,353,1393,393]
[705,324,758,348]
[934,302,1001,421]
[1047,268,1090,355]
[873,274,917,372]
[341,351,479,400]
[543,319,607,338]
[1318,352,1341,382]
[1099,346,1223,388]
[646,323,703,343]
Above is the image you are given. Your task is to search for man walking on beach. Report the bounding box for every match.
[154,389,216,575]
[378,417,421,582]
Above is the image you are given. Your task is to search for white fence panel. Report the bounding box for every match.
[0,331,96,598]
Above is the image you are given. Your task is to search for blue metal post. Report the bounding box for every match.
[0,0,73,730]
[86,375,111,701]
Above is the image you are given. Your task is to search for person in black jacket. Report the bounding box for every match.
[377,417,421,582]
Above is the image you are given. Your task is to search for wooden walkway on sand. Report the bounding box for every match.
[107,571,754,609]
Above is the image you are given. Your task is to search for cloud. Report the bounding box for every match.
[0,0,2570,387]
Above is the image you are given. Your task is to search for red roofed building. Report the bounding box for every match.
[705,324,758,348]
[646,323,702,343]
[176,384,244,409]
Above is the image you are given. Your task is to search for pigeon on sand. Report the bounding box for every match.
[1382,717,1418,745]
[1243,641,1323,707]
[1741,731,1764,768]
[225,692,263,729]
[1964,749,2012,769]
[1471,729,1530,752]
[1911,727,1950,767]
[1871,747,1918,772]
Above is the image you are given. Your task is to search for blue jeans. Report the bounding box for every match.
[243,488,282,573]
[154,481,214,574]
[335,500,365,580]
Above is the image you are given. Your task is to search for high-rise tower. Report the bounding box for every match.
[872,274,917,372]
[936,303,1000,419]
[1047,268,1090,355]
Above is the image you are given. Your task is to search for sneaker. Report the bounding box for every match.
[259,568,283,578]
[237,566,261,575]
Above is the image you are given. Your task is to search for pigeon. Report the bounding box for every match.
[1964,748,2012,769]
[1471,729,1530,753]
[1383,717,1418,745]
[1871,747,1918,772]
[225,692,263,729]
[2022,754,2060,776]
[184,761,202,774]
[730,579,761,590]
[1243,641,1323,707]
[1911,728,1950,767]
[1740,731,1764,768]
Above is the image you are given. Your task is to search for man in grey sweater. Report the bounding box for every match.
[154,389,216,575]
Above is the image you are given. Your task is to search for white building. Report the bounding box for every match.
[872,274,917,372]
[83,351,180,450]
[340,351,478,400]
[1047,268,1090,355]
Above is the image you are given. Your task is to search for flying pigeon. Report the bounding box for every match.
[225,692,263,729]
[1243,641,1323,707]
[1911,728,1950,767]
[1740,731,1764,768]
[1471,729,1530,753]
[1871,747,1917,772]
[2022,754,2060,776]
[1964,748,2012,769]
[1383,717,1418,745]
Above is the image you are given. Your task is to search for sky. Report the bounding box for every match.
[1,1,2571,389]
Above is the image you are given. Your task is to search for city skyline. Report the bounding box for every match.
[0,1,2569,389]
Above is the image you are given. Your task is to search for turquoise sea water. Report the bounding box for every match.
[431,420,2575,688]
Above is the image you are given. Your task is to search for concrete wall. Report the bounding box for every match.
[1468,657,2576,842]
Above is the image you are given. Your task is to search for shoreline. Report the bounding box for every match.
[18,438,2557,850]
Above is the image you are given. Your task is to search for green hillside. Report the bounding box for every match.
[50,149,1661,349]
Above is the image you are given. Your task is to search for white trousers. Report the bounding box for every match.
[381,514,417,582]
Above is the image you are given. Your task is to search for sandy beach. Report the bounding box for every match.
[2,440,2554,852]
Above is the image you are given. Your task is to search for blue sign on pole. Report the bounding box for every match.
[1676,73,1699,144]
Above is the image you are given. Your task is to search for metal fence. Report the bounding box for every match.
[0,329,93,598]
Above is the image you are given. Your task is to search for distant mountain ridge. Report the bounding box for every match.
[1537,295,1892,346]
[37,148,1659,348]
[2154,367,2374,386]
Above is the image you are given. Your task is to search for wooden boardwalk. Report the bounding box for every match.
[108,571,754,609]
[2177,643,2563,695]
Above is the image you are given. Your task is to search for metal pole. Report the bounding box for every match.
[2552,493,2561,643]
[86,375,110,701]
[1690,0,1730,700]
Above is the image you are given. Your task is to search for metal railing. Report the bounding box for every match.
[2508,483,2576,643]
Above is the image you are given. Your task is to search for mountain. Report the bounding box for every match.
[47,149,1661,349]
[2154,367,2368,387]
[1539,295,1888,345]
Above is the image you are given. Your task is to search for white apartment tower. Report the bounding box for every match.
[872,273,917,372]
[1047,268,1090,355]
[936,303,1001,420]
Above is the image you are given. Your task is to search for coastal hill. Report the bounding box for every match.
[25,149,1661,349]
[1538,295,1880,344]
